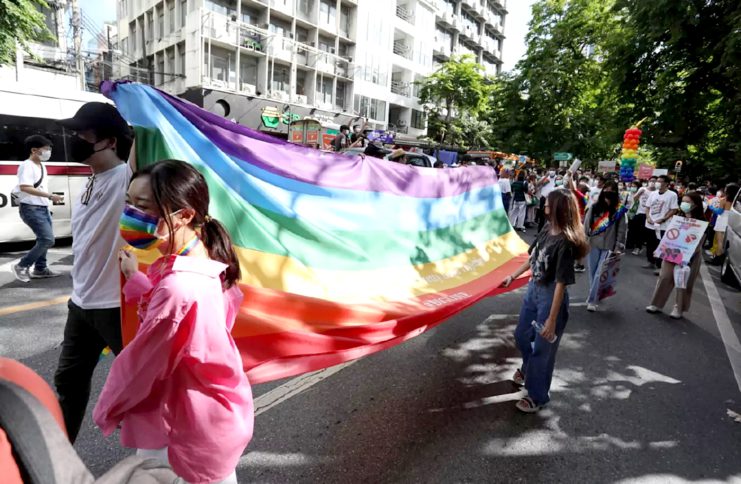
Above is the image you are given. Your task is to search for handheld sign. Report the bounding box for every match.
[654,216,708,266]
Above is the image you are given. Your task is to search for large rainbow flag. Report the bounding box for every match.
[105,82,530,384]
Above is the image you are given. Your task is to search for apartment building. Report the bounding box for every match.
[115,0,506,139]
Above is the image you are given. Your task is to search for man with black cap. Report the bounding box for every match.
[53,102,134,443]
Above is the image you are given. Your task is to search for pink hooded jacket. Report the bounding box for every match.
[93,255,253,484]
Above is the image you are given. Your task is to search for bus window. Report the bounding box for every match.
[0,114,67,162]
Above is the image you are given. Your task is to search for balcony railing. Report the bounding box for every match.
[390,80,411,96]
[393,40,412,59]
[396,4,415,24]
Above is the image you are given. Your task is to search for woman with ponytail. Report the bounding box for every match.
[93,160,252,484]
[500,188,590,413]
[583,180,628,312]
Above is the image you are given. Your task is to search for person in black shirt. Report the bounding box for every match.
[332,125,350,152]
[501,188,590,413]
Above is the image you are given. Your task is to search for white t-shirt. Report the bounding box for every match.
[637,187,653,214]
[498,178,511,194]
[71,163,132,310]
[14,160,50,206]
[645,189,679,231]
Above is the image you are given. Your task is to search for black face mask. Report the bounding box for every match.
[69,136,109,163]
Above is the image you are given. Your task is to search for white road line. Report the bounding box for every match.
[483,314,520,322]
[254,360,357,416]
[700,263,741,394]
[0,258,21,272]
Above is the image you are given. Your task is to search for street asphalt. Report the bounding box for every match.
[1,233,740,483]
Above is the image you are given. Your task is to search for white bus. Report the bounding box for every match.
[0,84,110,243]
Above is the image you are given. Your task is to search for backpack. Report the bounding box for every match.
[0,380,182,483]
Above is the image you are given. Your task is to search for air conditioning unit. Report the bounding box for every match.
[295,94,308,104]
[271,91,289,102]
[241,83,256,95]
[211,79,226,89]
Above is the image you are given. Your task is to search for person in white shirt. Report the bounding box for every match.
[498,169,512,213]
[53,102,134,443]
[11,135,65,281]
[643,175,679,272]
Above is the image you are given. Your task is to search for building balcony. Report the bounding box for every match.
[269,0,294,15]
[391,80,411,96]
[393,39,413,60]
[396,4,415,25]
[433,41,451,57]
[240,82,257,95]
[294,94,308,104]
[268,37,293,62]
[460,24,476,40]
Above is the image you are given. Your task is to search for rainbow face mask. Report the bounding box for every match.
[119,204,162,250]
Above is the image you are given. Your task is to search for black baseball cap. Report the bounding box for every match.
[58,102,130,138]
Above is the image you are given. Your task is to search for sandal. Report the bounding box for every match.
[512,369,525,386]
[515,396,542,413]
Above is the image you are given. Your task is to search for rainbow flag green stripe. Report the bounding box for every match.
[107,82,530,383]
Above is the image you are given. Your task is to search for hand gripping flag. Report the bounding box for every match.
[105,82,530,384]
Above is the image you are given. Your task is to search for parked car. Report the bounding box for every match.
[720,188,741,288]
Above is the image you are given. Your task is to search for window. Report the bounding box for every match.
[339,5,351,37]
[119,0,128,17]
[335,81,347,110]
[180,0,187,27]
[120,37,129,57]
[241,7,258,25]
[129,22,137,52]
[157,56,165,85]
[178,42,186,75]
[167,0,175,33]
[318,36,333,53]
[167,48,175,80]
[298,0,313,19]
[147,12,154,42]
[411,110,426,130]
[210,47,235,88]
[271,65,289,93]
[0,115,68,162]
[353,95,386,121]
[317,77,332,105]
[240,55,258,86]
[319,0,336,27]
[157,6,164,39]
[296,26,309,44]
[269,20,290,37]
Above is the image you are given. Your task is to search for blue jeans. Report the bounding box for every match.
[514,280,569,406]
[587,247,610,304]
[18,204,55,271]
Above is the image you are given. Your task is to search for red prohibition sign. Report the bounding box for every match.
[666,228,680,240]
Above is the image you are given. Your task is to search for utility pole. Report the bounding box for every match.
[105,23,113,82]
[70,0,84,90]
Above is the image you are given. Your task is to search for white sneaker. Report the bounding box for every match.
[587,304,598,312]
[632,248,641,256]
[670,306,682,319]
[11,263,31,283]
[646,305,660,314]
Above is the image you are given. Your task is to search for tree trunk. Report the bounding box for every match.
[444,98,453,144]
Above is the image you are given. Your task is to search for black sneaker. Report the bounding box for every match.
[30,268,62,279]
[11,263,31,283]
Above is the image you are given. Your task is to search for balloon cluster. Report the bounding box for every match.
[620,127,642,181]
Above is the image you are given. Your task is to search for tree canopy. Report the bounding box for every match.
[417,54,492,148]
[0,0,52,66]
[418,0,740,180]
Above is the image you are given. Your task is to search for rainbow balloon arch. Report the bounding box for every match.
[619,126,642,182]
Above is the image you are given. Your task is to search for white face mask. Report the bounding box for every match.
[649,182,656,189]
[38,149,51,161]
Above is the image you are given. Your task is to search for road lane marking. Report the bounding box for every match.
[0,296,69,317]
[254,360,357,417]
[700,264,741,393]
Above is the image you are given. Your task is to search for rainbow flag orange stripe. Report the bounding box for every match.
[106,82,530,384]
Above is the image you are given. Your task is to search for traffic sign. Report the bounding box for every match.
[554,152,573,161]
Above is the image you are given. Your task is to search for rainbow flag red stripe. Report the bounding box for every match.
[106,82,530,383]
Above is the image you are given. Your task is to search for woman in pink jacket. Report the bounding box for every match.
[93,160,253,484]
